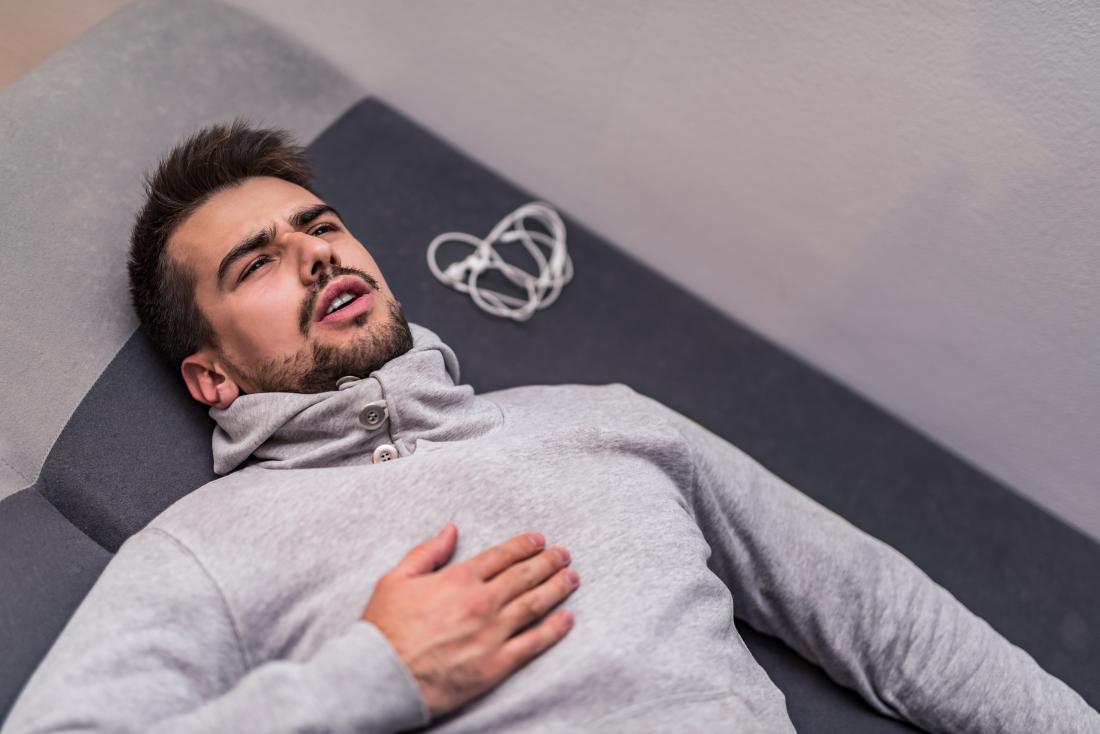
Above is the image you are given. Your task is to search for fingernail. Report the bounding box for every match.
[553,547,570,563]
[527,532,544,549]
[562,610,575,625]
[565,569,580,585]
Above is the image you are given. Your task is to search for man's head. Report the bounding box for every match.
[128,118,413,408]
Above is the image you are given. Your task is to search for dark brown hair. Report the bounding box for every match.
[127,118,317,367]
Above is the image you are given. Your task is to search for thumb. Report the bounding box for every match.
[395,522,457,578]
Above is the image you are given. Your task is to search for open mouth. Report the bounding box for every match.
[314,275,374,324]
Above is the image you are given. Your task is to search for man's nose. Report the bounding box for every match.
[289,231,340,285]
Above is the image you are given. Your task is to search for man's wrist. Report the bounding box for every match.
[305,619,431,732]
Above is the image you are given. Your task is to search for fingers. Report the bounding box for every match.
[484,608,575,683]
[393,522,458,578]
[371,526,579,720]
[487,545,572,608]
[494,556,579,637]
[465,531,547,581]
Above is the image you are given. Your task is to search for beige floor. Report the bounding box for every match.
[0,0,134,91]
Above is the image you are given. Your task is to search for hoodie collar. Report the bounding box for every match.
[209,322,504,474]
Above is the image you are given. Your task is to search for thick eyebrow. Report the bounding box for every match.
[216,203,343,290]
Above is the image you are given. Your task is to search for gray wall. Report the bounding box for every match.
[227,0,1100,543]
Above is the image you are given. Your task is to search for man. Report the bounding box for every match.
[3,120,1096,733]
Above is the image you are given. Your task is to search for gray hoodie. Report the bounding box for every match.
[4,323,1097,733]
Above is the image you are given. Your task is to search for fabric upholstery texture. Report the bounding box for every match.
[0,490,110,718]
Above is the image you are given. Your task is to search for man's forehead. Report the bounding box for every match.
[168,176,321,271]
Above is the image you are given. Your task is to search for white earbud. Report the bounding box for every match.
[426,202,574,322]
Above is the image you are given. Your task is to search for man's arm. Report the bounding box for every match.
[626,386,1099,733]
[1,527,429,734]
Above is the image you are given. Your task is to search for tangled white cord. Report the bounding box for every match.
[426,201,574,321]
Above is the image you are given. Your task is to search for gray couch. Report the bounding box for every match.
[1,1,1096,730]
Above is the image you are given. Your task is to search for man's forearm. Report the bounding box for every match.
[1,530,429,734]
[628,386,1099,732]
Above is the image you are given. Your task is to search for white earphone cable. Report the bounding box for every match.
[426,201,574,321]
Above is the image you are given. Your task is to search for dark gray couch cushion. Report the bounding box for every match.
[0,490,111,719]
[19,96,1099,730]
[39,336,216,553]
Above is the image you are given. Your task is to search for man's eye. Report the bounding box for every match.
[310,223,338,236]
[240,256,269,281]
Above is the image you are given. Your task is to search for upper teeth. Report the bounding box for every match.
[326,292,356,315]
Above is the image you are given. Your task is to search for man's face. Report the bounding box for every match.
[169,176,413,404]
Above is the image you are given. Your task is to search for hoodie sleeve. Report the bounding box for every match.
[1,528,430,734]
[624,386,1099,734]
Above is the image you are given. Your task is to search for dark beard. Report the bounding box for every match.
[221,277,415,394]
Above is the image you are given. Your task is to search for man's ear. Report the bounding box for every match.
[181,348,241,409]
